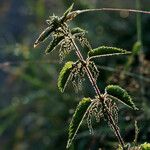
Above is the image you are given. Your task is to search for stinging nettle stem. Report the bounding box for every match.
[70,38,100,96]
[70,36,126,149]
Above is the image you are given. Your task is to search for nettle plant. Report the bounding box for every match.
[34,4,138,150]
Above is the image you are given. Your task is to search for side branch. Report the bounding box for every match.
[73,8,150,15]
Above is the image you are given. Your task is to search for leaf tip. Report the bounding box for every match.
[66,139,71,149]
[34,42,38,48]
[45,51,49,55]
[134,106,139,111]
[34,39,39,48]
[126,51,132,54]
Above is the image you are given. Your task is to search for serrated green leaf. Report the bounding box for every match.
[45,36,64,54]
[105,85,138,110]
[34,26,55,47]
[88,46,131,59]
[45,27,86,54]
[58,61,74,93]
[67,98,91,149]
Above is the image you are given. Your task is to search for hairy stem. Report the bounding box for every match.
[70,38,100,95]
[70,37,126,149]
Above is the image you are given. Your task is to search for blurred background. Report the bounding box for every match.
[0,0,149,149]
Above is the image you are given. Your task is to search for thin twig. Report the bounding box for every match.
[72,8,150,16]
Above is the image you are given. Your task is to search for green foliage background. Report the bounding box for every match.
[0,0,149,149]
